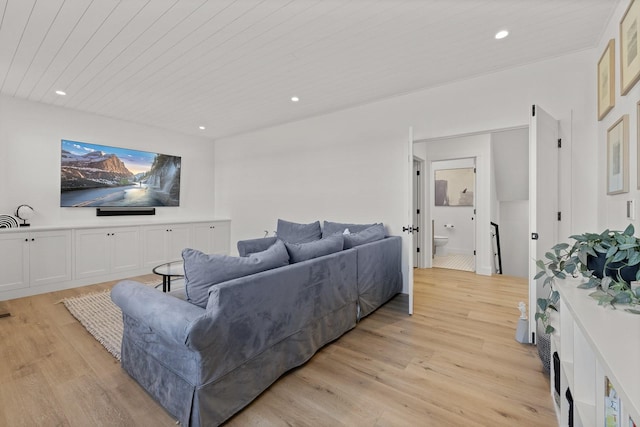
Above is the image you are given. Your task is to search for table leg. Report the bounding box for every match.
[163,276,167,293]
[167,276,171,293]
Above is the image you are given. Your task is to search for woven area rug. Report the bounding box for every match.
[62,278,169,361]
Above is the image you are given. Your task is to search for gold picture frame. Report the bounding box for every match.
[621,0,640,95]
[598,39,615,120]
[607,114,629,195]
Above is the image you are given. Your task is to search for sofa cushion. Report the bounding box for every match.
[183,240,290,308]
[285,234,344,263]
[276,219,321,243]
[322,221,376,238]
[343,223,386,249]
[237,236,278,257]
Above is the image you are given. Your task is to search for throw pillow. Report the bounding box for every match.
[183,239,290,308]
[276,219,321,243]
[285,234,344,263]
[322,221,376,238]
[343,223,386,249]
[237,236,278,257]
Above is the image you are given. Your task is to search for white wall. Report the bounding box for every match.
[0,96,216,226]
[214,49,598,291]
[491,127,529,278]
[499,200,529,278]
[596,1,640,232]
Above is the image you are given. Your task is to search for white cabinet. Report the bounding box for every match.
[192,221,231,255]
[551,278,640,426]
[142,223,192,267]
[75,227,140,280]
[0,219,229,300]
[0,230,71,291]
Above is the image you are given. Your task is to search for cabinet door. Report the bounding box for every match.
[110,227,140,274]
[75,228,110,279]
[142,226,168,268]
[0,232,29,291]
[167,224,192,261]
[192,221,231,254]
[191,223,215,253]
[29,230,72,287]
[211,221,230,255]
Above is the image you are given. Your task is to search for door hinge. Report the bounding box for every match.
[473,250,476,255]
[558,138,562,148]
[473,167,476,173]
[417,247,420,253]
[416,209,420,214]
[532,105,536,116]
[416,170,420,176]
[532,233,539,240]
[558,211,562,221]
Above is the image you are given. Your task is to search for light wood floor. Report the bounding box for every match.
[0,269,556,426]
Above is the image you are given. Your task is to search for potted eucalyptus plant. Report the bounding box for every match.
[535,224,640,334]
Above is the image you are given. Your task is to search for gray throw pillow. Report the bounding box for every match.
[237,236,278,257]
[285,234,344,263]
[322,220,376,238]
[343,223,386,249]
[276,219,321,243]
[183,239,290,308]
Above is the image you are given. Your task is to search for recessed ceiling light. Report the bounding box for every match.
[495,30,509,40]
[55,90,66,96]
[199,126,206,130]
[291,96,299,102]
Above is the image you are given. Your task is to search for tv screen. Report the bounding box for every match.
[60,140,181,207]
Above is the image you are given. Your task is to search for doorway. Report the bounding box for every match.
[430,158,476,272]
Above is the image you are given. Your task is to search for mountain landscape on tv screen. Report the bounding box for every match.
[60,140,181,207]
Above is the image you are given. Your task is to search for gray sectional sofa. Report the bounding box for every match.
[111,220,402,426]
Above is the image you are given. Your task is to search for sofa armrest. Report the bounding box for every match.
[111,280,205,348]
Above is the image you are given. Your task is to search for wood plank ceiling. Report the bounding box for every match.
[0,0,619,139]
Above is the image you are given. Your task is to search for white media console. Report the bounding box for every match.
[0,219,230,301]
[550,277,640,426]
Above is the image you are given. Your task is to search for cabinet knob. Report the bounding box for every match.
[31,238,35,241]
[25,238,28,242]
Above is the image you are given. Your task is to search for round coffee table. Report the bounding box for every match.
[152,260,184,292]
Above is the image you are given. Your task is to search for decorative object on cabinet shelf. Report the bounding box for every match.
[15,204,34,227]
[535,224,640,334]
[0,214,19,228]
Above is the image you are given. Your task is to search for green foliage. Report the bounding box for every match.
[535,224,640,334]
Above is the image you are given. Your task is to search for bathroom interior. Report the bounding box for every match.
[431,158,477,272]
[414,127,530,278]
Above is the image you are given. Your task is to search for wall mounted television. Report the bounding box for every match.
[60,140,181,207]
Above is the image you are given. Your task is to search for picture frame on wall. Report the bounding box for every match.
[621,0,640,95]
[607,114,629,195]
[598,39,615,120]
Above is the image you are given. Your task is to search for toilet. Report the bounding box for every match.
[434,235,449,256]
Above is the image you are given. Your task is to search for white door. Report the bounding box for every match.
[528,105,559,343]
[406,127,415,315]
